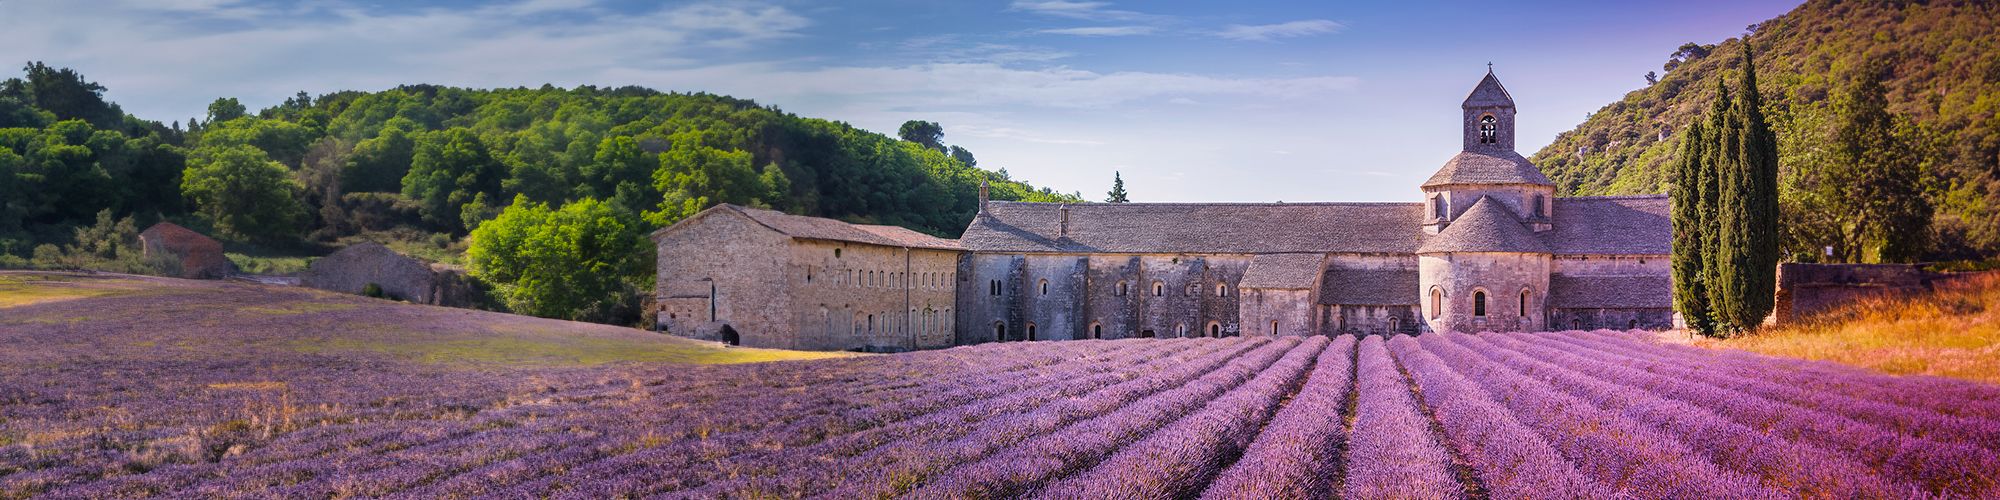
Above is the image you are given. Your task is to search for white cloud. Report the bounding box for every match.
[1036,26,1157,37]
[606,62,1359,110]
[1217,19,1344,41]
[1007,0,1158,22]
[955,124,1106,145]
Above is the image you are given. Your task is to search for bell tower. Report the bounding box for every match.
[1462,67,1516,152]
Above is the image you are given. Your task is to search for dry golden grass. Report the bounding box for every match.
[1702,272,2000,385]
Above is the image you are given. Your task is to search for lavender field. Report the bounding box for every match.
[4,276,2000,498]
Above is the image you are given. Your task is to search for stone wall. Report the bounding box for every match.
[1240,287,1312,336]
[955,253,1250,343]
[1551,308,1674,331]
[300,243,436,302]
[653,211,793,348]
[787,239,958,352]
[1773,263,1965,325]
[1419,251,1550,333]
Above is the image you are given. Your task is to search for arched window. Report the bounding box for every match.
[1039,279,1049,296]
[868,314,875,333]
[1478,114,1498,144]
[1429,287,1443,319]
[1473,291,1487,317]
[1432,195,1447,219]
[1270,320,1279,336]
[1152,280,1165,296]
[1208,322,1222,338]
[1027,323,1037,341]
[1388,316,1401,333]
[1176,323,1187,337]
[1117,281,1129,296]
[1216,283,1229,297]
[834,248,842,258]
[1628,319,1639,330]
[1571,319,1582,330]
[1519,289,1531,317]
[1091,322,1103,339]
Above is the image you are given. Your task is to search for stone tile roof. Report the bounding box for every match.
[1320,267,1419,306]
[1239,253,1327,289]
[1549,275,1673,309]
[960,202,1423,254]
[1422,150,1554,187]
[1418,197,1548,254]
[854,224,964,251]
[655,204,962,251]
[1463,70,1514,108]
[1545,195,1671,255]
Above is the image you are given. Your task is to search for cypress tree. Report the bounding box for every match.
[1729,42,1781,332]
[1670,120,1717,335]
[1702,79,1739,333]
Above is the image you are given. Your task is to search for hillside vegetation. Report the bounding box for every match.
[1531,0,2000,258]
[0,66,1077,322]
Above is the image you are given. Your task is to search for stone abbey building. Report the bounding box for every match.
[652,71,1674,351]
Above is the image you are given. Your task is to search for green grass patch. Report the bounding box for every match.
[226,253,314,275]
[0,273,128,308]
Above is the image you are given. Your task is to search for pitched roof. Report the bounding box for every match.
[654,204,962,251]
[1422,150,1554,187]
[1463,71,1514,108]
[1418,197,1548,254]
[1239,253,1326,289]
[1549,275,1673,309]
[854,225,963,251]
[1320,267,1419,306]
[959,202,1424,254]
[138,222,222,253]
[1544,196,1671,255]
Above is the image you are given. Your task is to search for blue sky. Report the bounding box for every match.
[0,0,1801,202]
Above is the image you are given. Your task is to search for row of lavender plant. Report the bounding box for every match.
[372,339,1188,499]
[1382,336,1611,498]
[1432,332,1909,497]
[1197,335,1357,499]
[1484,332,2000,497]
[1034,335,1334,499]
[558,340,1202,496]
[1342,336,1464,498]
[1541,331,2000,451]
[58,339,1164,498]
[1404,335,1776,498]
[905,337,1308,499]
[555,338,1252,498]
[1599,329,2000,422]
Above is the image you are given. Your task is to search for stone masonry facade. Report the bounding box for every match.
[652,71,1677,350]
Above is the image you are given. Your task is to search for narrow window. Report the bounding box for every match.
[1039,279,1049,296]
[834,248,841,258]
[1027,323,1037,341]
[1432,195,1446,219]
[1270,321,1278,336]
[1208,322,1221,337]
[990,280,1001,296]
[1533,194,1547,217]
[1152,280,1164,296]
[1628,319,1638,330]
[1571,319,1582,330]
[1429,287,1443,319]
[1474,291,1487,317]
[1216,283,1228,297]
[1388,316,1400,333]
[1519,289,1530,317]
[1176,324,1186,337]
[1117,281,1128,296]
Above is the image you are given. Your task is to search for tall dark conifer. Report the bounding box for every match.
[1728,42,1781,332]
[1702,79,1738,332]
[1671,121,1716,335]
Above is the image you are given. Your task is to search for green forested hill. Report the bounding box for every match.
[1531,0,2000,258]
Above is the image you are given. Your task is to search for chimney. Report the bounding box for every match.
[977,179,990,216]
[1059,204,1070,239]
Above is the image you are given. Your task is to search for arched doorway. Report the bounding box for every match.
[1027,323,1037,341]
[719,325,740,346]
[1207,322,1222,338]
[994,322,1006,342]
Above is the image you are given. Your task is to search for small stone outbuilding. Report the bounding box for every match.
[300,243,476,306]
[138,222,234,279]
